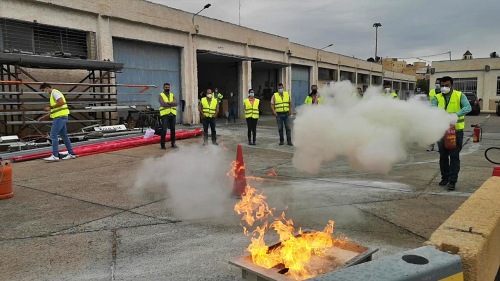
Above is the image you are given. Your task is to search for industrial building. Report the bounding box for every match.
[1,0,416,135]
[430,50,500,111]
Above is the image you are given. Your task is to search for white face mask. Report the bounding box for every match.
[278,89,284,93]
[441,87,451,94]
[249,93,255,97]
[206,94,212,98]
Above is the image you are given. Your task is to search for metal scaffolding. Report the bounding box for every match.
[0,53,157,136]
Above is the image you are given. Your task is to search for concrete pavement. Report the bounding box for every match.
[0,113,498,281]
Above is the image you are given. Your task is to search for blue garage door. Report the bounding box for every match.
[291,65,310,108]
[113,38,181,120]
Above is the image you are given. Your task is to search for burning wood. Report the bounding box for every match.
[232,163,355,280]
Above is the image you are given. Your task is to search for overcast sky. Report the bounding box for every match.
[148,0,500,64]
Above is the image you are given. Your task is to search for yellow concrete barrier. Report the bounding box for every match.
[426,176,500,281]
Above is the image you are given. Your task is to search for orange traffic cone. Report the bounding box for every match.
[232,144,247,198]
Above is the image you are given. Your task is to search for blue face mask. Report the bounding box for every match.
[249,93,255,97]
[435,84,441,90]
[278,89,284,93]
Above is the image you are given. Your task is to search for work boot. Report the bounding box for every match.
[279,141,284,145]
[248,140,252,145]
[287,142,293,146]
[171,143,178,148]
[438,179,448,186]
[252,141,256,145]
[447,182,456,190]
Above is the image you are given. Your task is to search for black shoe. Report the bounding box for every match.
[287,142,293,146]
[171,144,178,148]
[160,146,166,150]
[438,179,448,186]
[202,142,208,146]
[447,182,456,190]
[248,140,252,145]
[279,142,284,145]
[252,141,256,145]
[212,142,218,145]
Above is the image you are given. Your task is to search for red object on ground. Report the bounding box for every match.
[232,144,247,198]
[0,161,14,200]
[493,166,500,177]
[473,125,481,143]
[10,128,202,162]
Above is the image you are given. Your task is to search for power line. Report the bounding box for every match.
[397,51,451,60]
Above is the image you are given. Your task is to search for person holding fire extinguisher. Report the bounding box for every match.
[431,76,471,190]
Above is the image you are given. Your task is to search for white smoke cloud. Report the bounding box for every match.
[131,145,232,220]
[292,81,457,174]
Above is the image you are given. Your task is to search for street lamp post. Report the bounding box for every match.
[316,43,333,61]
[192,3,211,32]
[373,23,382,62]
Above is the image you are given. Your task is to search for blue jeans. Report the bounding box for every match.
[437,130,464,183]
[50,116,74,156]
[276,112,291,143]
[228,106,237,122]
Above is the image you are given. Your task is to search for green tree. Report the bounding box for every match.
[416,79,429,94]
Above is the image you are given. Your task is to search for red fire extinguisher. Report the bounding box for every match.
[472,124,481,143]
[444,125,457,149]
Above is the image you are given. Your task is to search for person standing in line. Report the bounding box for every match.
[227,92,238,123]
[428,78,441,103]
[431,76,471,190]
[199,89,219,145]
[270,82,293,146]
[214,87,223,117]
[304,84,323,105]
[382,81,399,99]
[158,83,178,150]
[427,78,441,151]
[244,89,260,145]
[38,83,76,161]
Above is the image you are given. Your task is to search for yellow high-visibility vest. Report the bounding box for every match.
[244,98,260,118]
[429,89,437,103]
[49,89,70,118]
[436,90,465,130]
[159,92,177,116]
[273,92,290,113]
[200,97,218,117]
[304,95,322,105]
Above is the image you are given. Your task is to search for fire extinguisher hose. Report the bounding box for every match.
[485,147,500,165]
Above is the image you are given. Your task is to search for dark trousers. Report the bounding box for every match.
[437,130,464,183]
[160,115,176,148]
[202,117,217,143]
[246,118,258,142]
[228,106,237,122]
[276,112,291,143]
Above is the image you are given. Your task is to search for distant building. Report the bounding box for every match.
[430,50,500,111]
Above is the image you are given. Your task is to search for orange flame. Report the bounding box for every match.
[234,183,348,279]
[267,168,277,177]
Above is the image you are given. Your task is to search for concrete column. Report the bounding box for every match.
[97,15,113,61]
[239,60,252,119]
[183,33,199,124]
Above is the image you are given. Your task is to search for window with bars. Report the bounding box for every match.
[453,78,477,93]
[0,18,89,59]
[497,77,500,96]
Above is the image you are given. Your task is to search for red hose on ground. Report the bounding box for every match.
[11,128,202,162]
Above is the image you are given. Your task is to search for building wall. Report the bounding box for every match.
[431,58,500,110]
[1,0,416,123]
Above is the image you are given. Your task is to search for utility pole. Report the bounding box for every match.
[373,23,382,62]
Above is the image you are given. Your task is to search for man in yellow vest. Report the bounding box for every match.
[382,81,399,99]
[158,83,178,150]
[427,78,441,152]
[271,83,293,146]
[428,78,441,103]
[244,89,260,145]
[431,76,471,190]
[198,89,219,145]
[37,83,76,161]
[304,85,323,105]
